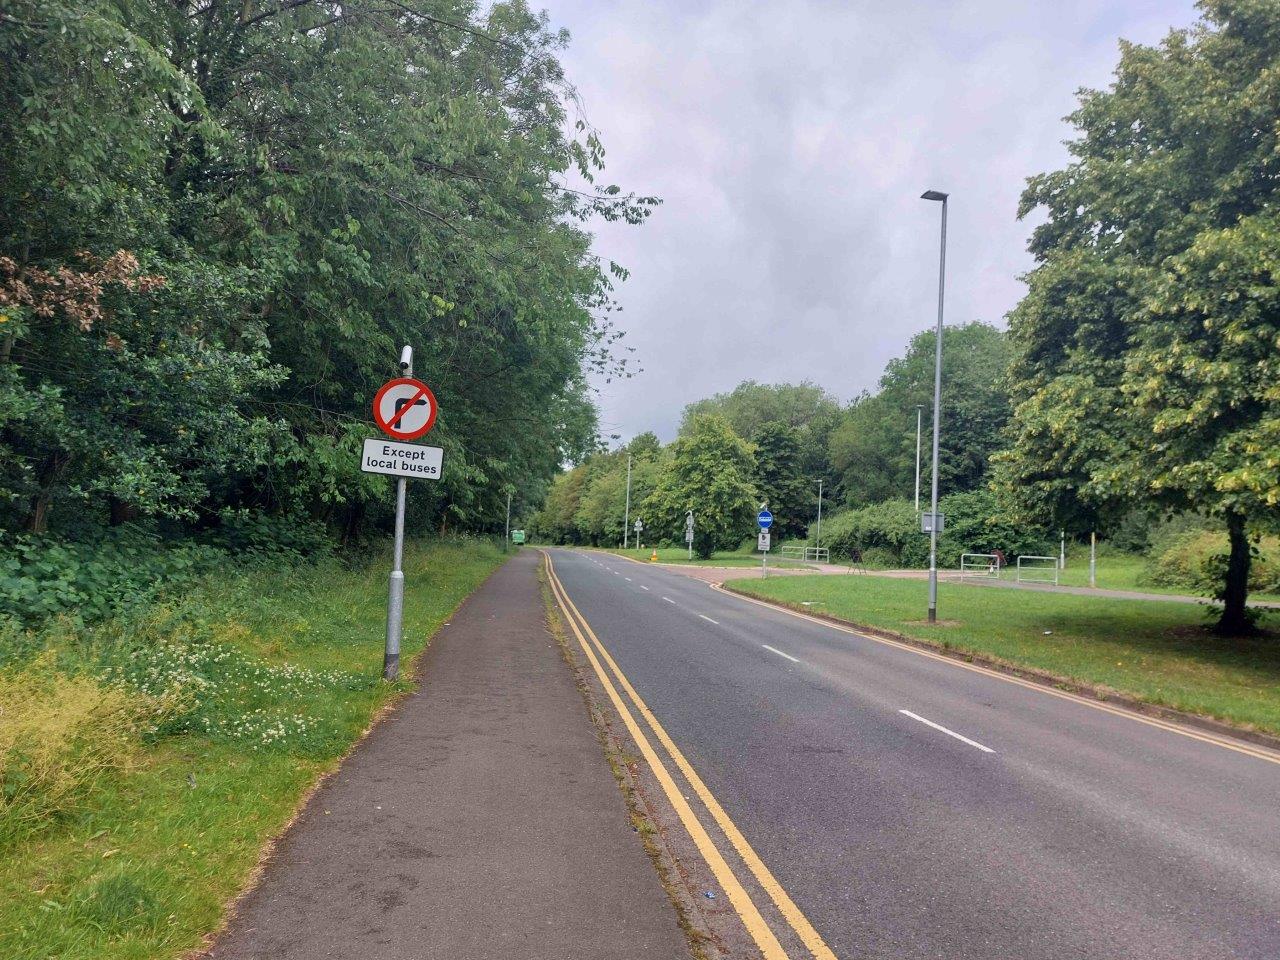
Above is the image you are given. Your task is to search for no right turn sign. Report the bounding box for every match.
[373,377,438,440]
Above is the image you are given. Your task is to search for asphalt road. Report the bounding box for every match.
[547,548,1280,960]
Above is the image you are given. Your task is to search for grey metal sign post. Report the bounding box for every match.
[758,504,772,579]
[504,489,512,554]
[685,510,694,560]
[1089,531,1097,588]
[385,346,412,680]
[815,479,823,549]
[623,454,632,549]
[363,345,443,682]
[386,466,408,681]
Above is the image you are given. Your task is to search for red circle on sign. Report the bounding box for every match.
[372,377,439,440]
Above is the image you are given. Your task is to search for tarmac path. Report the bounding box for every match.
[205,551,690,960]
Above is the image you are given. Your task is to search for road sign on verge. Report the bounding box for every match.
[921,511,945,534]
[511,530,526,544]
[758,509,773,529]
[758,531,771,551]
[373,377,439,440]
[360,438,443,480]
[634,519,644,532]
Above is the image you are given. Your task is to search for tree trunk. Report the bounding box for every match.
[24,452,69,534]
[340,501,364,548]
[1215,511,1253,636]
[109,497,139,526]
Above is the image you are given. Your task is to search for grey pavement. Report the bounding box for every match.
[551,548,1280,960]
[205,551,690,960]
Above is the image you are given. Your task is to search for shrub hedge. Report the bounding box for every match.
[812,490,1053,568]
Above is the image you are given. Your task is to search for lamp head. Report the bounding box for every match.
[921,189,949,202]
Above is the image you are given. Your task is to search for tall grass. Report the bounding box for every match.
[0,658,153,846]
[0,537,506,960]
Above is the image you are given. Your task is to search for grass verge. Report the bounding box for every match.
[1052,550,1280,602]
[728,574,1280,737]
[0,538,504,960]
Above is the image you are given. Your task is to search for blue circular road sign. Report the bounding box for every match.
[758,509,773,529]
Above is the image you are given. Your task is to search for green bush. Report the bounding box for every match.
[815,490,1053,568]
[0,512,337,628]
[0,533,226,625]
[1143,530,1280,594]
[207,509,333,561]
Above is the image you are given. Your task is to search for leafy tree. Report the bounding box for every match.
[641,415,757,557]
[0,3,280,531]
[827,393,904,508]
[574,448,665,546]
[996,0,1280,634]
[533,465,589,545]
[680,381,839,488]
[752,421,814,540]
[680,381,841,437]
[0,0,654,545]
[829,322,1009,508]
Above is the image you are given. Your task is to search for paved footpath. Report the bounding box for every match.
[205,551,689,960]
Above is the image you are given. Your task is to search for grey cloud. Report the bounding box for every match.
[547,0,1198,441]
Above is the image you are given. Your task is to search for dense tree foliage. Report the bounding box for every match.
[680,380,839,537]
[0,0,653,544]
[680,381,840,438]
[641,415,757,557]
[752,421,815,540]
[996,0,1280,633]
[829,322,1009,508]
[534,328,1012,554]
[571,434,665,546]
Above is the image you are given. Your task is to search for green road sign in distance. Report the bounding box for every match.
[511,530,526,544]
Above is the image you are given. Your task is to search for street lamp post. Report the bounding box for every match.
[913,404,924,512]
[622,453,632,549]
[921,189,948,624]
[815,479,824,551]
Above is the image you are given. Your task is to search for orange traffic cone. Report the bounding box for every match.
[650,548,658,562]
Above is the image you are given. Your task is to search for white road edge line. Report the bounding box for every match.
[899,709,995,753]
[761,644,799,663]
[625,577,632,582]
[641,585,650,591]
[698,614,720,625]
[663,596,676,604]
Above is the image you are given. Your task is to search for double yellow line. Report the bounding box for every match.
[544,552,836,960]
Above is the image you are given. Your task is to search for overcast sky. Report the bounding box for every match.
[545,0,1199,443]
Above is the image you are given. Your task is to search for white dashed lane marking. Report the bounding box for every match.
[899,710,995,753]
[761,644,799,663]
